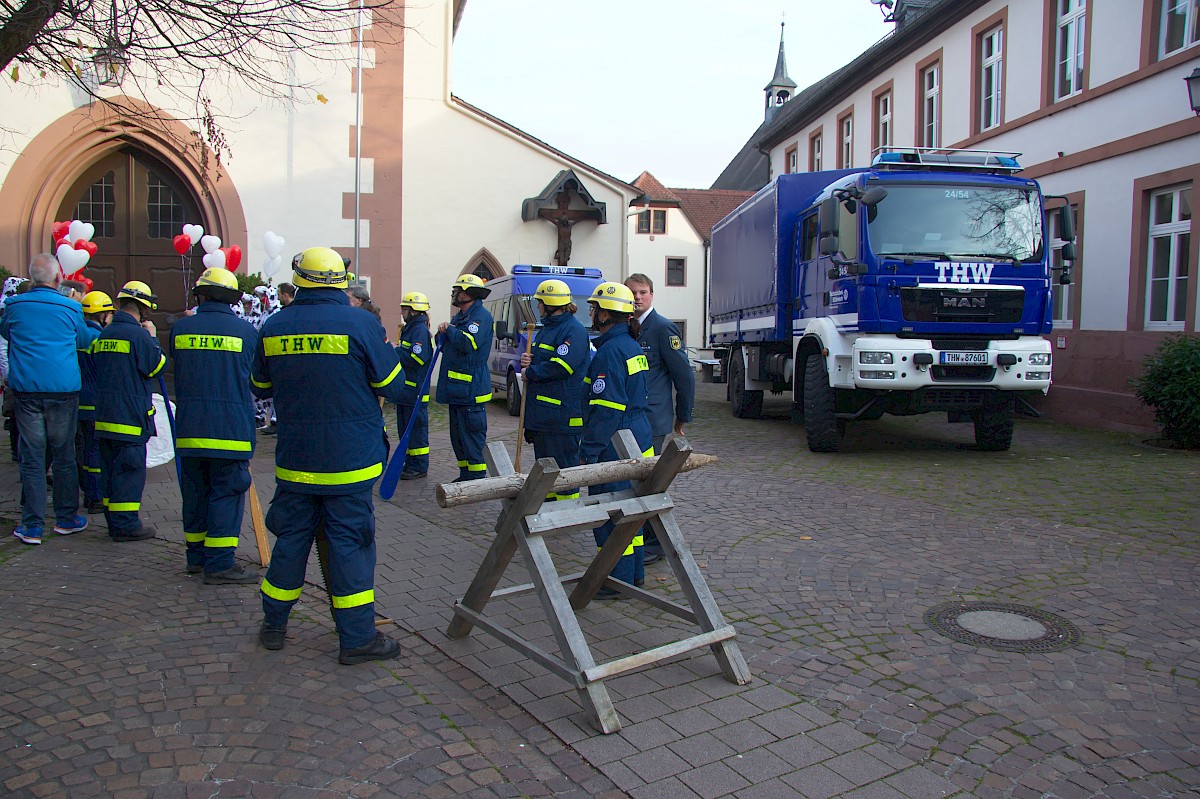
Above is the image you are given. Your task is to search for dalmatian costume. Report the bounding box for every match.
[251,285,281,428]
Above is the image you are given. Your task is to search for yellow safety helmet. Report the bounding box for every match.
[193,267,242,304]
[81,291,114,315]
[451,273,491,299]
[117,280,158,310]
[400,291,430,312]
[292,247,349,289]
[587,281,635,314]
[534,279,572,307]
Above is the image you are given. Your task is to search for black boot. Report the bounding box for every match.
[204,564,260,585]
[338,633,401,665]
[259,623,286,651]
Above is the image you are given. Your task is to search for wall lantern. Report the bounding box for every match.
[1186,66,1200,115]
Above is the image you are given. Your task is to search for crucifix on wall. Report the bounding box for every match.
[521,170,608,266]
[538,191,592,266]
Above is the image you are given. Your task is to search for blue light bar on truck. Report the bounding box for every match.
[871,147,1021,172]
[512,264,604,277]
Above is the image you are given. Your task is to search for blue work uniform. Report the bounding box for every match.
[76,318,104,507]
[435,300,493,480]
[523,310,588,499]
[393,313,432,476]
[250,288,405,650]
[580,322,652,586]
[93,310,167,538]
[170,302,260,574]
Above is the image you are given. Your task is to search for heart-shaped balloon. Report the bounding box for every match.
[68,268,85,280]
[173,234,192,255]
[202,250,226,270]
[182,224,204,242]
[52,221,71,241]
[80,277,94,292]
[200,235,222,254]
[263,231,285,260]
[67,220,95,243]
[221,245,242,271]
[262,255,282,278]
[54,236,70,249]
[73,239,98,258]
[56,243,90,273]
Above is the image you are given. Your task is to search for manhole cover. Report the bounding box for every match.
[924,601,1081,653]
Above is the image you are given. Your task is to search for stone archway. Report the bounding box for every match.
[461,247,505,282]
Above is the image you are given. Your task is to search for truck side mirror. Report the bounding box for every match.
[1061,242,1077,262]
[494,320,509,341]
[1057,205,1076,243]
[819,234,840,257]
[861,186,888,207]
[819,197,840,255]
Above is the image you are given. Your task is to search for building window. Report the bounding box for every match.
[637,209,667,235]
[785,144,799,174]
[978,26,1004,131]
[146,173,190,239]
[838,112,853,169]
[875,91,892,152]
[666,257,686,287]
[1048,203,1080,327]
[1160,0,1200,58]
[671,320,687,348]
[73,171,116,239]
[809,132,823,172]
[920,62,940,148]
[1145,184,1192,329]
[1054,0,1087,100]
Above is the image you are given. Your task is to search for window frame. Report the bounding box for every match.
[1157,0,1200,59]
[836,106,854,170]
[1048,0,1089,103]
[915,50,943,149]
[1144,184,1193,330]
[970,10,1008,136]
[1128,166,1199,332]
[785,144,799,175]
[809,129,824,172]
[665,256,686,287]
[636,209,668,236]
[872,81,894,155]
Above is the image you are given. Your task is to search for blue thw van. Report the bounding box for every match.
[482,264,604,415]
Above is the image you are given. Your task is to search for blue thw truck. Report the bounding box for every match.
[709,148,1076,452]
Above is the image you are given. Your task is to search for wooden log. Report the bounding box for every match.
[436,452,718,508]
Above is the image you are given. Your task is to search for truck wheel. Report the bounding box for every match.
[728,349,763,418]
[803,356,841,453]
[506,371,522,417]
[973,399,1014,451]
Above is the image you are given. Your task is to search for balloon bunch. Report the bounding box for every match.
[51,220,97,291]
[173,224,241,272]
[262,231,285,278]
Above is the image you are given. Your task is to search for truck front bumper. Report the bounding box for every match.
[847,335,1052,393]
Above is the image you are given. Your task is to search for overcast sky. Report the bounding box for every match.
[452,1,894,190]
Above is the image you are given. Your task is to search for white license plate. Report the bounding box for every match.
[940,351,989,365]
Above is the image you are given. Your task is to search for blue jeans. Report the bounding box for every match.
[15,395,80,528]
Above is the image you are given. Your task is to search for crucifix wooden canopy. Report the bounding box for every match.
[521,170,607,266]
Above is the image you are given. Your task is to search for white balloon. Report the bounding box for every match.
[263,231,285,260]
[182,224,205,242]
[67,220,96,243]
[56,243,90,272]
[262,254,283,278]
[200,235,222,254]
[202,250,227,270]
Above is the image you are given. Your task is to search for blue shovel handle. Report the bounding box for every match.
[379,340,443,500]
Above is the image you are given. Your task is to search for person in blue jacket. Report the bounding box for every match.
[435,274,494,482]
[580,282,653,597]
[77,290,114,514]
[170,268,261,585]
[251,247,406,665]
[518,279,588,500]
[394,291,433,480]
[0,254,99,545]
[93,280,166,542]
[626,274,695,562]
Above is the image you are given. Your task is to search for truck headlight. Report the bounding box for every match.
[859,370,896,379]
[1026,371,1050,380]
[859,351,893,364]
[1027,353,1051,366]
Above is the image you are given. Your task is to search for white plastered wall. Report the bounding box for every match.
[626,207,706,348]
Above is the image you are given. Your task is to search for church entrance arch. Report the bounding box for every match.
[462,247,505,282]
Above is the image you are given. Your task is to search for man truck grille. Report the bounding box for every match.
[900,287,1024,324]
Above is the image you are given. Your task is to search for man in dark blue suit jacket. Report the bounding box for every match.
[626,274,695,560]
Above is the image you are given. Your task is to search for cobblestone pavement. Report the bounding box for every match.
[2,380,1199,799]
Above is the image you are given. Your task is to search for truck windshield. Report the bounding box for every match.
[866,184,1043,262]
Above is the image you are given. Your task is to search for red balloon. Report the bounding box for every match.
[73,239,98,258]
[55,236,70,248]
[222,245,242,271]
[172,234,192,255]
[81,277,94,292]
[68,268,85,280]
[51,221,70,241]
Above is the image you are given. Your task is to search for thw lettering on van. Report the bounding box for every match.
[933,262,995,283]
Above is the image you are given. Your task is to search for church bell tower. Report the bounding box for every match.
[764,21,797,122]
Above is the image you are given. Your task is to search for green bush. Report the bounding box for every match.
[0,265,13,282]
[1132,334,1200,449]
[235,273,265,294]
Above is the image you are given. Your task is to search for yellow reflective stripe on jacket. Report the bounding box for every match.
[643,446,656,457]
[204,536,239,549]
[626,354,649,375]
[475,393,492,404]
[177,437,253,452]
[537,342,556,351]
[405,380,418,387]
[106,501,140,512]
[251,377,272,389]
[147,353,166,378]
[569,417,583,427]
[406,446,430,456]
[96,421,142,436]
[463,331,478,350]
[79,404,95,412]
[411,353,425,365]
[633,533,645,547]
[82,465,100,474]
[550,357,574,374]
[599,541,636,556]
[590,399,626,411]
[583,377,592,385]
[276,462,382,485]
[448,370,471,382]
[174,335,243,352]
[331,589,374,609]
[261,579,302,602]
[185,531,207,543]
[263,334,350,356]
[535,395,561,405]
[371,361,402,388]
[92,339,130,354]
[421,394,430,403]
